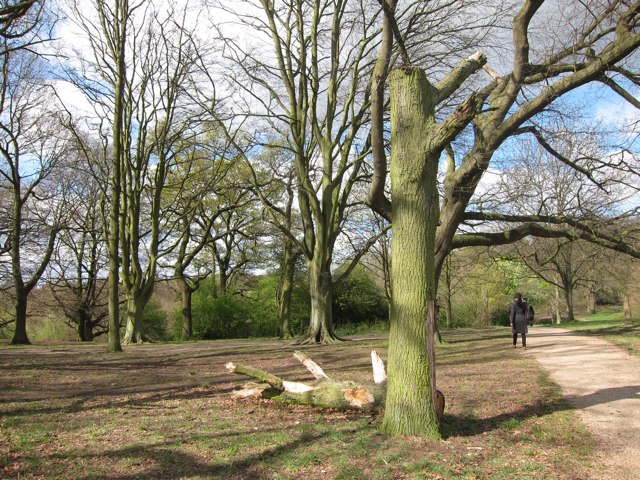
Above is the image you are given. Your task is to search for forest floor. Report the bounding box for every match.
[0,324,636,479]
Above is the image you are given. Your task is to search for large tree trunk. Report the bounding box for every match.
[122,291,151,344]
[105,0,127,354]
[179,277,194,341]
[10,192,30,345]
[299,254,338,344]
[106,226,122,351]
[563,278,575,322]
[623,293,634,324]
[77,306,94,342]
[381,68,441,439]
[277,236,295,339]
[277,174,296,339]
[11,287,30,345]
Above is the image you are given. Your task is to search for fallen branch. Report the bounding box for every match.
[226,350,445,421]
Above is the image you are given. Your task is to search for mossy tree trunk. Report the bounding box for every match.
[123,290,152,343]
[277,234,296,339]
[623,294,634,324]
[99,0,129,353]
[367,0,640,439]
[380,68,442,438]
[276,175,297,339]
[180,277,194,340]
[303,253,337,344]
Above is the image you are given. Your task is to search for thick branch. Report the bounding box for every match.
[434,51,487,104]
[366,1,395,223]
[293,350,330,380]
[598,75,640,109]
[454,221,640,259]
[512,0,545,82]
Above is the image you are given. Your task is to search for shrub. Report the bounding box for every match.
[333,265,388,329]
[142,300,170,341]
[31,315,77,341]
[174,276,285,340]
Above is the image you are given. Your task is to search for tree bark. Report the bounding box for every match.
[180,276,194,341]
[381,68,441,439]
[105,0,128,354]
[77,306,94,342]
[277,234,296,339]
[299,254,338,344]
[276,173,297,339]
[562,277,575,322]
[122,292,150,344]
[623,293,634,324]
[11,287,30,345]
[10,192,30,344]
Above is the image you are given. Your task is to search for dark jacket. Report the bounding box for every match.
[510,300,528,334]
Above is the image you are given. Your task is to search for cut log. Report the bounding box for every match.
[278,381,385,410]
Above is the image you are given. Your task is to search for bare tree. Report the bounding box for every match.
[47,161,109,341]
[0,50,71,344]
[491,131,636,322]
[63,0,216,345]
[367,0,640,437]
[213,0,383,343]
[0,0,48,55]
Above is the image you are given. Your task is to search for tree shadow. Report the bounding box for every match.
[442,384,640,438]
[35,425,335,480]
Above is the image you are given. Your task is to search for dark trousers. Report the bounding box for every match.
[513,332,526,347]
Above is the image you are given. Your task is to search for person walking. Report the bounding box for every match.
[510,292,528,349]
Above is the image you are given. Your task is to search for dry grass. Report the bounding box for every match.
[0,329,595,479]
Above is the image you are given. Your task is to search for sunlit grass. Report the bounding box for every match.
[0,328,596,479]
[552,306,640,356]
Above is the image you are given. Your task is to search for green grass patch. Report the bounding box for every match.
[551,306,640,356]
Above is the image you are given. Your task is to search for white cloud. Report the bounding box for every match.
[595,101,640,129]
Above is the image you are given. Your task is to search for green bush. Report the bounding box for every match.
[143,300,170,341]
[193,293,252,339]
[174,276,287,340]
[491,306,511,326]
[174,266,389,340]
[333,265,388,329]
[31,316,77,341]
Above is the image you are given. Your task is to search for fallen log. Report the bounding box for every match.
[226,350,445,421]
[226,350,386,411]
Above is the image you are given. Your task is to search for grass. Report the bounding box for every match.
[550,306,640,356]
[0,329,595,479]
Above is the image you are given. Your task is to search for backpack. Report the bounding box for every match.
[525,305,534,325]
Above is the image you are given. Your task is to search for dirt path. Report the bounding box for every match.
[525,327,640,480]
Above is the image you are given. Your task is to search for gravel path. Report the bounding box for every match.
[525,327,640,479]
